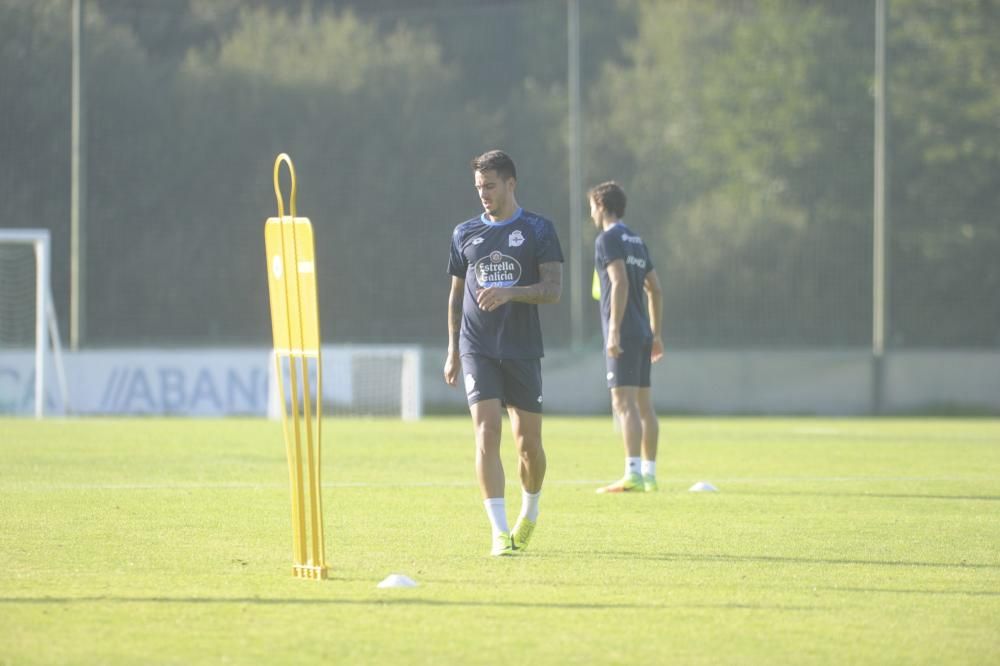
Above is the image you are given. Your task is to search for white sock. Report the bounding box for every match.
[519,489,540,523]
[626,457,641,477]
[641,460,656,478]
[483,498,508,537]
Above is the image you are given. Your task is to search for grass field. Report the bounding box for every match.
[1,417,998,665]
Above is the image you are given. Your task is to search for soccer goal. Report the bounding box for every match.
[0,229,69,417]
[268,345,422,420]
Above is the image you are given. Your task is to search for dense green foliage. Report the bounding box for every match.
[2,416,998,663]
[1,1,997,347]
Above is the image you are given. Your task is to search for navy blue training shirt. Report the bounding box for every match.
[595,221,655,343]
[448,208,564,359]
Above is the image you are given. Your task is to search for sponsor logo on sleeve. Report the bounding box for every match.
[625,255,647,269]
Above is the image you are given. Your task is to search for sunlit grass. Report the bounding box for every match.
[1,417,998,665]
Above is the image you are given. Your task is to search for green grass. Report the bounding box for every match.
[1,417,998,665]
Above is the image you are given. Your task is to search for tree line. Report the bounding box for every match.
[1,0,996,347]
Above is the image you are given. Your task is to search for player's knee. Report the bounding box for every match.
[612,395,637,419]
[474,420,501,449]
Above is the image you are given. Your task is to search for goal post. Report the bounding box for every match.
[0,229,70,417]
[268,345,422,420]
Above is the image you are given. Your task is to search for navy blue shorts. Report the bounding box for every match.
[606,339,652,389]
[460,354,543,413]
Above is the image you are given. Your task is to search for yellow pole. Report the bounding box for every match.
[266,154,327,579]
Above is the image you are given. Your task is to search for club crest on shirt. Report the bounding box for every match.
[474,251,522,288]
[508,230,525,247]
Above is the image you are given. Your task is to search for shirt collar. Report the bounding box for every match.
[481,207,523,227]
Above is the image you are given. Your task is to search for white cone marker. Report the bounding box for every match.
[377,574,419,589]
[689,481,719,492]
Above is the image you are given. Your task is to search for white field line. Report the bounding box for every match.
[2,475,997,491]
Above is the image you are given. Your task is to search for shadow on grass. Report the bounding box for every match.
[0,596,825,611]
[816,587,1000,597]
[736,491,1000,502]
[553,551,1000,570]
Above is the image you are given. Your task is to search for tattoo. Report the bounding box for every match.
[518,262,562,304]
[448,279,463,348]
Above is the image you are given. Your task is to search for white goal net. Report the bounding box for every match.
[268,345,422,420]
[0,229,69,417]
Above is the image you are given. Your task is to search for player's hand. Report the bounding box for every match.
[443,351,460,386]
[606,331,623,358]
[476,286,513,312]
[651,336,664,363]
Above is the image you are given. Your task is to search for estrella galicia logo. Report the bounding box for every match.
[508,230,525,247]
[474,251,522,288]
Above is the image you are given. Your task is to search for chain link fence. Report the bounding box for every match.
[2,0,997,351]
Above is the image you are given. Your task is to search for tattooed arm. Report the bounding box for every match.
[443,276,464,386]
[476,261,562,311]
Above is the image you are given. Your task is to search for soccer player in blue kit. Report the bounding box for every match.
[444,151,564,556]
[589,181,664,494]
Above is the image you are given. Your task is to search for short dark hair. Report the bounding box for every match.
[471,150,516,181]
[588,181,627,218]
